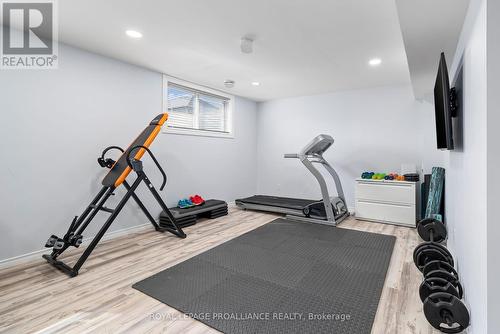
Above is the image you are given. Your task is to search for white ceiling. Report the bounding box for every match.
[56,0,411,101]
[396,0,470,101]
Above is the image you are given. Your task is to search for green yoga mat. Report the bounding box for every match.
[425,167,445,219]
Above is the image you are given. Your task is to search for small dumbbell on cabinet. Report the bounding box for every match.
[413,218,470,333]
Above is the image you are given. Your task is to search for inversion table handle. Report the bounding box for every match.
[127,145,168,191]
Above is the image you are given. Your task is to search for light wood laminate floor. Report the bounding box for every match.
[0,208,438,333]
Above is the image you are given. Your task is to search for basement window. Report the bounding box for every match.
[163,76,234,138]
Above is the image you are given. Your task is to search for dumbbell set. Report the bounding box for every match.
[413,218,470,333]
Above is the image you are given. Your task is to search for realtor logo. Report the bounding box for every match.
[1,0,58,69]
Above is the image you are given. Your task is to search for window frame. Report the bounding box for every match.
[162,75,235,139]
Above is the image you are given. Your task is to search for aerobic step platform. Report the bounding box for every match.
[160,199,228,228]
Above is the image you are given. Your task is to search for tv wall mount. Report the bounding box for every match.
[449,87,458,117]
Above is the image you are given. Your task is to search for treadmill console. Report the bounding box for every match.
[300,134,334,157]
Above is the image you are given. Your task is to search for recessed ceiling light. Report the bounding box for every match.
[126,30,143,39]
[369,58,382,66]
[251,81,260,86]
[224,80,235,88]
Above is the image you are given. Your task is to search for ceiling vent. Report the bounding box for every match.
[240,37,254,54]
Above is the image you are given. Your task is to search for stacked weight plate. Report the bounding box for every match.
[413,218,470,333]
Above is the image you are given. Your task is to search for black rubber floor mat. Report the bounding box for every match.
[133,218,395,334]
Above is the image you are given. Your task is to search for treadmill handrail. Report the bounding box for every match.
[285,153,325,160]
[285,134,348,225]
[304,155,326,164]
[300,158,336,222]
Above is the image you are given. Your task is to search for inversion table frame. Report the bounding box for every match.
[43,113,186,277]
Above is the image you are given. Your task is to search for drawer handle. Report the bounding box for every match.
[358,183,413,188]
[357,182,412,188]
[356,200,413,208]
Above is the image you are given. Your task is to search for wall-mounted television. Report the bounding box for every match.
[434,52,458,150]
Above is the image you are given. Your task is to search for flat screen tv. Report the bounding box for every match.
[434,52,456,150]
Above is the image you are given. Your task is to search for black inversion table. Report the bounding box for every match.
[43,113,186,277]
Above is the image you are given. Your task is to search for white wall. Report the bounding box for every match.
[487,0,500,331]
[445,0,488,332]
[0,44,258,261]
[256,85,443,210]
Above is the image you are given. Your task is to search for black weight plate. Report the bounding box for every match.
[425,270,463,299]
[414,248,448,271]
[414,244,436,270]
[423,261,463,298]
[418,244,454,264]
[414,245,454,272]
[413,242,439,267]
[423,292,470,333]
[423,260,457,277]
[416,241,450,253]
[417,218,447,242]
[419,277,461,302]
[413,242,453,264]
[414,247,454,272]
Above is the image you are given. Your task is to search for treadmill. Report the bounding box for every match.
[236,134,349,226]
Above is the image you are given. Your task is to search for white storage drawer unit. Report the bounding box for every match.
[355,178,417,227]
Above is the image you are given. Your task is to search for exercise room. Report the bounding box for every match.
[0,0,498,333]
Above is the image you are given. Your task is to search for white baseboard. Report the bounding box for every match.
[0,223,150,269]
[0,201,349,269]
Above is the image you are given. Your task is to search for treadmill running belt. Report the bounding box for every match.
[237,195,318,210]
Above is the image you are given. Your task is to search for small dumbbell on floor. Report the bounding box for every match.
[413,218,470,333]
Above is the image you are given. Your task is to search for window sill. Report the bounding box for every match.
[162,127,235,139]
